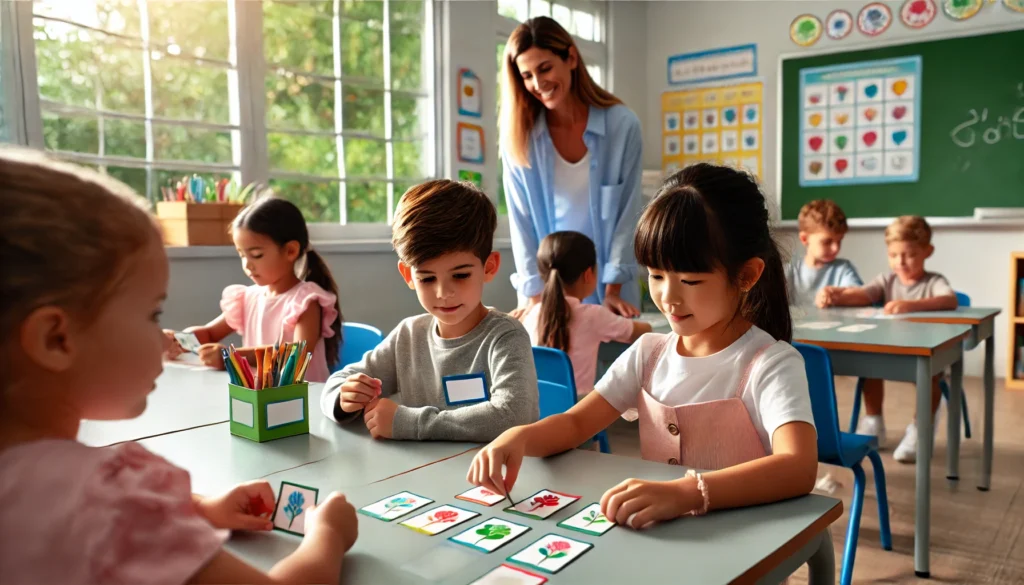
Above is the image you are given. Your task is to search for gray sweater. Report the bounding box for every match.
[321,310,539,442]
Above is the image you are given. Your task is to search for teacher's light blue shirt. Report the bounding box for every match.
[503,104,643,307]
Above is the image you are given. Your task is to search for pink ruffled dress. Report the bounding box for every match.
[0,440,227,585]
[220,281,339,383]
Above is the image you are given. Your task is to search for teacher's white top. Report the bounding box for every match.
[552,149,593,241]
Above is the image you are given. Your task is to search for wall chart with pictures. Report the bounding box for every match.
[799,56,922,187]
[661,81,763,178]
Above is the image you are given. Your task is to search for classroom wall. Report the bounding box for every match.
[645,1,1024,379]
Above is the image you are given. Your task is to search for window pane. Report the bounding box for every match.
[552,4,573,34]
[154,124,233,163]
[35,0,142,38]
[344,138,386,178]
[573,10,594,41]
[389,32,422,91]
[530,0,551,18]
[346,180,387,223]
[341,0,383,22]
[341,12,383,81]
[270,178,342,223]
[586,64,601,88]
[108,166,147,198]
[393,180,416,210]
[392,140,423,179]
[43,111,98,153]
[263,1,335,75]
[268,132,339,177]
[103,117,146,158]
[498,0,528,21]
[390,94,426,140]
[151,57,230,123]
[149,1,229,61]
[342,86,385,138]
[265,74,335,131]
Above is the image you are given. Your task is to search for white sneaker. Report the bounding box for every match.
[894,414,939,464]
[856,415,886,449]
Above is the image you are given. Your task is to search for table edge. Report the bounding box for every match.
[731,499,844,585]
[794,329,970,357]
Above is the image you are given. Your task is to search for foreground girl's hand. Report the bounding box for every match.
[305,492,359,553]
[196,480,276,531]
[599,477,702,530]
[467,429,527,497]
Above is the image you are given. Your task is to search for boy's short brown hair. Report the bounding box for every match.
[885,215,932,247]
[392,179,497,266]
[798,199,848,234]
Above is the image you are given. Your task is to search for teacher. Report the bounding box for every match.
[500,16,643,319]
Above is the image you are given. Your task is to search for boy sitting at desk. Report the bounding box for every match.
[819,215,958,462]
[785,199,863,308]
[320,180,539,442]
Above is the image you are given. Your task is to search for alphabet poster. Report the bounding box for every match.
[799,56,922,186]
[661,81,763,179]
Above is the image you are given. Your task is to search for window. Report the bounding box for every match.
[495,0,606,216]
[13,0,435,231]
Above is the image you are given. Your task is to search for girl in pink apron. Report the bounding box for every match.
[469,163,819,530]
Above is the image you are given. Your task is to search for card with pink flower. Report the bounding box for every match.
[506,533,593,574]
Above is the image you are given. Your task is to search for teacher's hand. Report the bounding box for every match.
[604,293,640,318]
[509,295,540,321]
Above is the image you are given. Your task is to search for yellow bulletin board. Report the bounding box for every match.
[661,81,763,178]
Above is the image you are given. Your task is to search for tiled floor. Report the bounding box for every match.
[603,376,1024,584]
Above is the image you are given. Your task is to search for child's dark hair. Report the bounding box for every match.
[392,179,497,267]
[635,163,791,341]
[233,196,343,367]
[537,231,597,352]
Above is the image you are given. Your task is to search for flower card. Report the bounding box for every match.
[506,533,593,574]
[449,517,532,553]
[503,489,580,520]
[399,505,479,535]
[556,503,615,536]
[358,491,433,522]
[456,485,508,507]
[272,481,319,536]
[467,563,548,585]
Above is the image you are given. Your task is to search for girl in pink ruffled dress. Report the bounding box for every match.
[182,196,344,382]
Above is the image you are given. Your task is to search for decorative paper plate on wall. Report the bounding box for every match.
[790,14,823,46]
[825,10,854,39]
[858,2,894,36]
[900,0,938,28]
[942,0,983,20]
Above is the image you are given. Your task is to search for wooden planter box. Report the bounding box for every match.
[156,201,243,246]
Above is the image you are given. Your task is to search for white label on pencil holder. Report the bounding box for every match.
[266,398,305,429]
[231,398,254,428]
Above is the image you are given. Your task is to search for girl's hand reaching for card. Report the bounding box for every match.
[467,429,526,498]
[195,480,276,531]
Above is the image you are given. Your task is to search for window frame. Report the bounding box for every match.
[3,0,440,243]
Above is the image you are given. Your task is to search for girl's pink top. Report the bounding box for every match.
[0,440,227,585]
[221,281,339,382]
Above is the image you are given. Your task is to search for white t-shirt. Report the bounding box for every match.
[552,150,593,239]
[595,326,815,452]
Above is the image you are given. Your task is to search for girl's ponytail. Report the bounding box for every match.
[743,240,792,342]
[539,268,571,352]
[303,249,344,368]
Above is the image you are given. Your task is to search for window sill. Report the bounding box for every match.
[165,237,514,259]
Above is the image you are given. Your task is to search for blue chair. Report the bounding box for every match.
[532,346,611,454]
[795,342,892,585]
[334,322,384,373]
[849,291,972,437]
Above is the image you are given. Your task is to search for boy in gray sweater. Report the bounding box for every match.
[320,180,539,442]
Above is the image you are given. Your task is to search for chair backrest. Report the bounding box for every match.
[955,291,971,307]
[532,346,578,419]
[335,322,385,372]
[792,342,845,464]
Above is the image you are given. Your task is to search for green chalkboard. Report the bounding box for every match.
[780,28,1024,220]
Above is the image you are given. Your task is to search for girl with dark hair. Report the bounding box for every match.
[183,195,344,382]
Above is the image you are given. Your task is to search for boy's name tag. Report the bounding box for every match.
[442,373,490,406]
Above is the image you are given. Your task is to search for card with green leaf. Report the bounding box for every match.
[358,491,433,521]
[506,533,593,574]
[556,503,616,536]
[449,517,532,552]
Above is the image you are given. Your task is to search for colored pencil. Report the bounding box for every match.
[294,351,313,383]
[221,348,241,386]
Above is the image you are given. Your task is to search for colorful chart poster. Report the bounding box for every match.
[798,56,922,187]
[661,81,763,179]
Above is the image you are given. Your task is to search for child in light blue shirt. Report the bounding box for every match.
[785,199,862,307]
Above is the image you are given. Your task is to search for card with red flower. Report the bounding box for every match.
[506,533,593,574]
[399,504,479,535]
[503,489,580,520]
[456,485,508,507]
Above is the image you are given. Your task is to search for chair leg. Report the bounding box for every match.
[940,379,972,439]
[867,450,893,551]
[596,431,611,454]
[842,463,866,585]
[849,378,864,434]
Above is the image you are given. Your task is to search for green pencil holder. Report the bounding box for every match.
[229,382,309,442]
